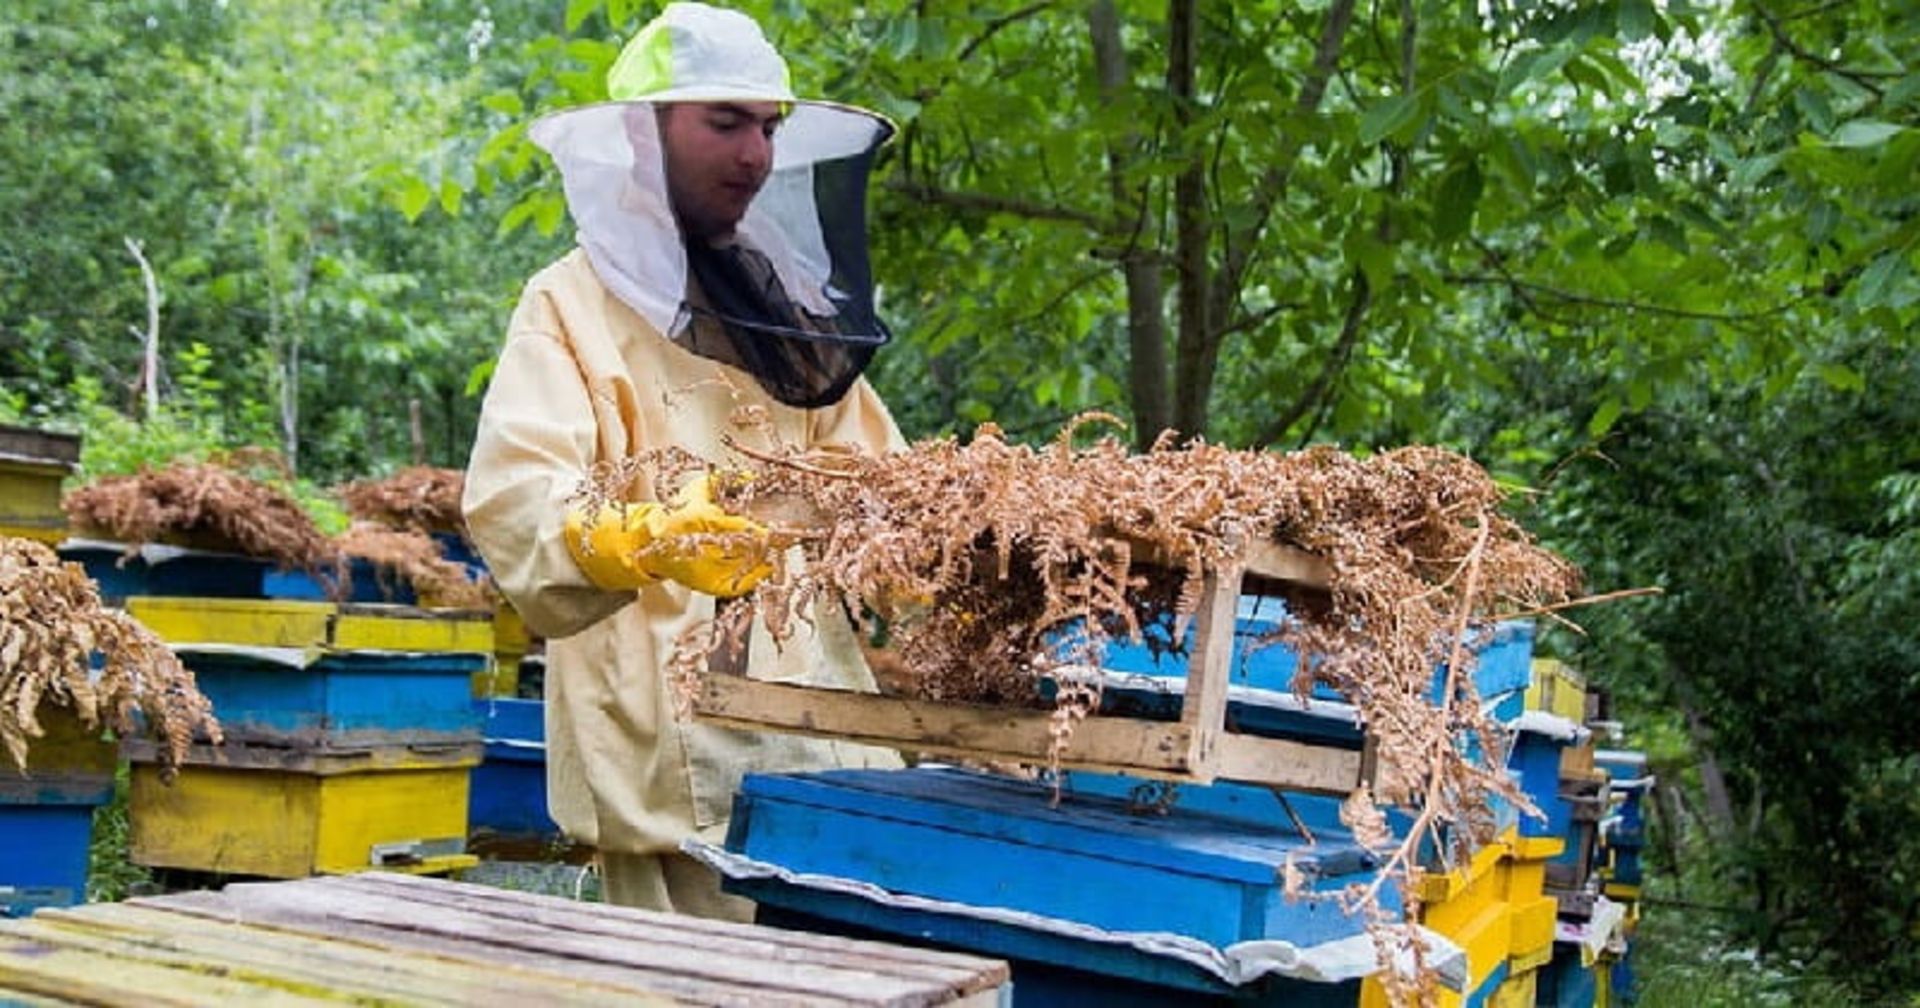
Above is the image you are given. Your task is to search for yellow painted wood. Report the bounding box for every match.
[20,702,116,779]
[0,521,66,544]
[1510,835,1564,862]
[0,930,346,1006]
[332,606,492,653]
[493,603,530,654]
[0,460,68,524]
[1526,659,1587,722]
[127,597,334,648]
[17,904,656,1006]
[471,655,520,699]
[1488,965,1538,1008]
[125,596,491,654]
[129,759,476,878]
[1508,894,1558,967]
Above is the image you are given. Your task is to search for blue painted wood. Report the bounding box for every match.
[1535,946,1597,1008]
[468,699,560,838]
[262,558,417,605]
[750,893,1363,1006]
[185,651,485,747]
[1463,957,1509,1008]
[1509,729,1573,841]
[0,805,93,917]
[731,768,1387,951]
[1085,600,1535,707]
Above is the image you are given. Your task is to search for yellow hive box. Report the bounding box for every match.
[0,424,80,544]
[126,742,480,879]
[1487,965,1538,1008]
[126,596,493,654]
[1526,658,1587,723]
[471,654,521,699]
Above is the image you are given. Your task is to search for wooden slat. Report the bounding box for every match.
[349,873,1003,988]
[1211,733,1368,796]
[1241,538,1332,589]
[139,875,1002,1007]
[1177,564,1241,775]
[0,930,341,1007]
[692,675,1203,778]
[16,905,654,1007]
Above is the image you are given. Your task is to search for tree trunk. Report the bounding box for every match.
[1086,0,1171,448]
[1166,0,1211,439]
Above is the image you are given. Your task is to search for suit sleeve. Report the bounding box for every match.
[462,294,633,640]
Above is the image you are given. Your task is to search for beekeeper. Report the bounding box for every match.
[462,1,903,919]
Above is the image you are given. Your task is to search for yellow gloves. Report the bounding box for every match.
[563,474,773,598]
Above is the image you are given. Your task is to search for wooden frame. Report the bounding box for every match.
[689,538,1377,796]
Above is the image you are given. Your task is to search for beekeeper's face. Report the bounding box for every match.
[658,101,783,241]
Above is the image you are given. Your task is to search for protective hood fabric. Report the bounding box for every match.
[527,3,895,408]
[605,2,794,105]
[462,249,904,861]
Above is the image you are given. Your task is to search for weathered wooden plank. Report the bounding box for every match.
[0,423,82,465]
[23,903,654,1007]
[342,873,1004,991]
[0,930,343,1007]
[1211,733,1368,796]
[1177,563,1241,776]
[142,877,991,1007]
[692,675,1202,777]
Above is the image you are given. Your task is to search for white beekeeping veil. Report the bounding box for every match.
[528,2,895,408]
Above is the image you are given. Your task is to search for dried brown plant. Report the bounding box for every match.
[580,415,1586,1005]
[62,461,342,581]
[336,467,467,535]
[1,537,221,776]
[335,522,494,610]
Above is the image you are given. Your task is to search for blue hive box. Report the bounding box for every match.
[716,767,1462,1004]
[182,649,487,747]
[124,597,494,749]
[59,539,461,605]
[1087,598,1534,714]
[0,705,117,918]
[468,698,561,839]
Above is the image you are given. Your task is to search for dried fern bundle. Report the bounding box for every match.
[1,537,221,775]
[335,523,494,610]
[63,460,340,576]
[336,467,466,535]
[586,415,1584,1007]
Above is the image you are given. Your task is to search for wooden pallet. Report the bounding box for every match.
[691,538,1377,797]
[0,873,1008,1006]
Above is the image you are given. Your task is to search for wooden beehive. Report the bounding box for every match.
[690,537,1376,797]
[0,424,80,545]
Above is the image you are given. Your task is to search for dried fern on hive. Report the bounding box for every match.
[335,522,494,610]
[336,467,467,535]
[1,537,220,776]
[63,460,341,581]
[578,414,1585,1006]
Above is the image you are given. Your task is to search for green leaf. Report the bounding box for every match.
[607,0,644,28]
[1830,120,1905,149]
[1816,362,1866,392]
[1432,161,1484,241]
[437,179,463,217]
[479,91,524,117]
[1617,0,1658,41]
[1588,397,1623,437]
[565,0,599,33]
[1358,94,1420,146]
[393,175,433,221]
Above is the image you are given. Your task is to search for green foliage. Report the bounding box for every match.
[86,768,151,904]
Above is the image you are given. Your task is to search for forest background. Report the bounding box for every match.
[2,1,1915,1001]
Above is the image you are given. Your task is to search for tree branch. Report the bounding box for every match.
[1444,271,1807,323]
[1752,4,1892,98]
[122,236,161,420]
[1253,269,1371,448]
[884,179,1115,231]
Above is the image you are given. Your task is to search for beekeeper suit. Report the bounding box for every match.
[462,2,903,919]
